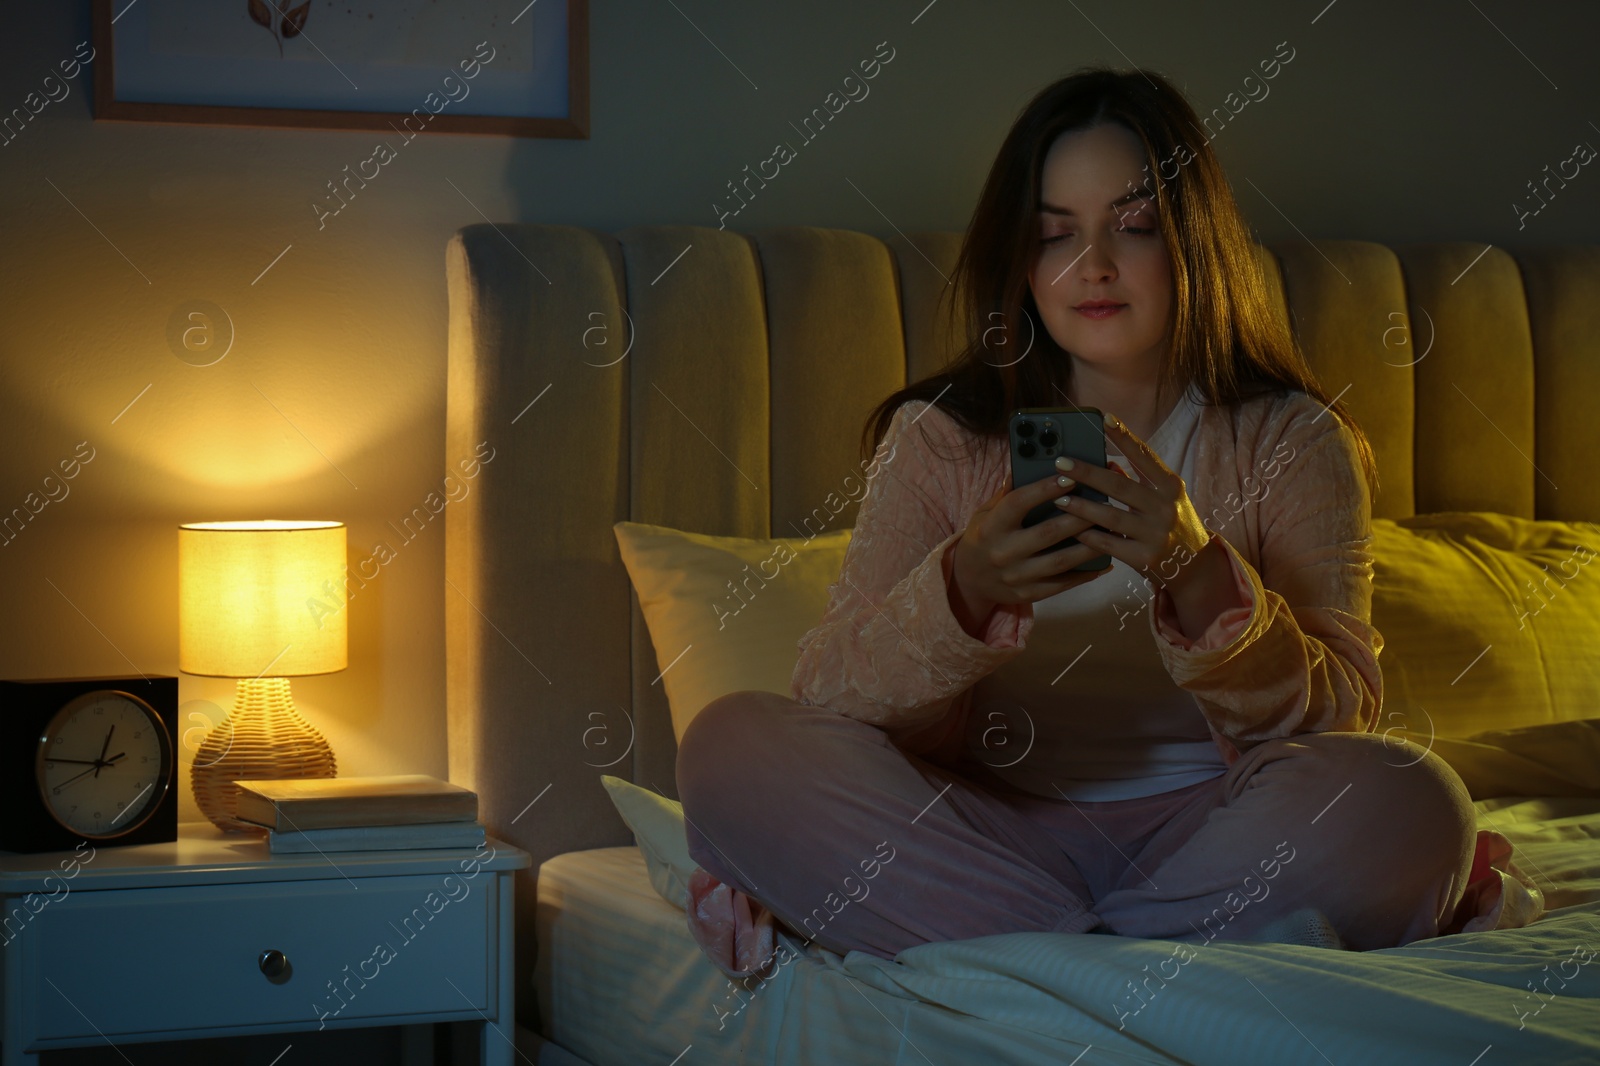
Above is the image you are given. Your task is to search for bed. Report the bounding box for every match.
[531,799,1599,1065]
[442,224,1600,1064]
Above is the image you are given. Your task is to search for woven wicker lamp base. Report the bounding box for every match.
[192,676,337,833]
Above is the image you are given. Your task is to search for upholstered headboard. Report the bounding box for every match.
[443,224,1600,1019]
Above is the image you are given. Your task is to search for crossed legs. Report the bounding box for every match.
[676,690,1475,958]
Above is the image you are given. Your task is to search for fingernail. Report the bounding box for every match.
[1057,475,1075,488]
[1055,456,1075,471]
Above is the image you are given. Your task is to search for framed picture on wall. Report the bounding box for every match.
[91,0,589,138]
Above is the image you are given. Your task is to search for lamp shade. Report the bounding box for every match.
[179,520,347,678]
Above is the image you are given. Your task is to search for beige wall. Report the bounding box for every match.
[3,4,1596,829]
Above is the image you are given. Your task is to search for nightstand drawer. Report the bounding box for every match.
[28,871,495,1040]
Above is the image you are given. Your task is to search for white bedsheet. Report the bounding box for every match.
[534,797,1600,1066]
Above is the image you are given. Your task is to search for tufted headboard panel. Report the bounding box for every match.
[443,224,1600,1019]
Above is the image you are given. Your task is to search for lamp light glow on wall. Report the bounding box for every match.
[179,520,346,832]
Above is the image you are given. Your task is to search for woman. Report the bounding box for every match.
[676,67,1480,977]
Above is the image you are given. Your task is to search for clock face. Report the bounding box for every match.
[35,690,173,838]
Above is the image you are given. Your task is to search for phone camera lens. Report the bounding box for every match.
[1015,421,1036,439]
[1017,440,1037,459]
[1039,429,1058,449]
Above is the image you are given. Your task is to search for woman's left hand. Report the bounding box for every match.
[1053,412,1214,592]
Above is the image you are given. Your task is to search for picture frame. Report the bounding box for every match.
[91,0,589,139]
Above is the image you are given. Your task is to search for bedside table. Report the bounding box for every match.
[0,821,531,1065]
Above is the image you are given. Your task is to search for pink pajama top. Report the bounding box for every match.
[790,388,1386,768]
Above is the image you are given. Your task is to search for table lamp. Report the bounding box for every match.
[179,520,346,832]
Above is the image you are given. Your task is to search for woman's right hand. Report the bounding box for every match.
[949,468,1115,627]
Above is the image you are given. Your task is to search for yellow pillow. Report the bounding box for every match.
[1393,719,1600,799]
[1370,512,1600,740]
[612,522,852,740]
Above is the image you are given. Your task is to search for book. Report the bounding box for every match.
[267,820,487,854]
[233,775,478,832]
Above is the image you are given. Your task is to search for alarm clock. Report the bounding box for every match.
[1,677,178,853]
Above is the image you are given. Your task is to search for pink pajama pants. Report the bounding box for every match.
[675,690,1478,957]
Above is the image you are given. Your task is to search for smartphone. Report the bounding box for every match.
[1008,406,1113,572]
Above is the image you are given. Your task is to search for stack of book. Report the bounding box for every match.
[233,774,485,854]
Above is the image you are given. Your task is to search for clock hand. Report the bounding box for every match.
[44,758,107,765]
[53,763,105,789]
[95,724,116,778]
[48,753,127,791]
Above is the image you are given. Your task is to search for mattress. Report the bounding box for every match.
[534,796,1600,1066]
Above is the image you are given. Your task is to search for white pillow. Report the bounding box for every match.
[612,521,852,740]
[599,774,694,910]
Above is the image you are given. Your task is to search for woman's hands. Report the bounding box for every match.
[1062,412,1215,592]
[948,464,1115,630]
[948,411,1230,638]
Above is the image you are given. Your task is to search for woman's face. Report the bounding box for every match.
[1027,123,1174,380]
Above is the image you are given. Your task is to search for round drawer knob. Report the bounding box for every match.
[258,949,293,984]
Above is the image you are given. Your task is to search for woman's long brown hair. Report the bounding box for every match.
[860,66,1379,500]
